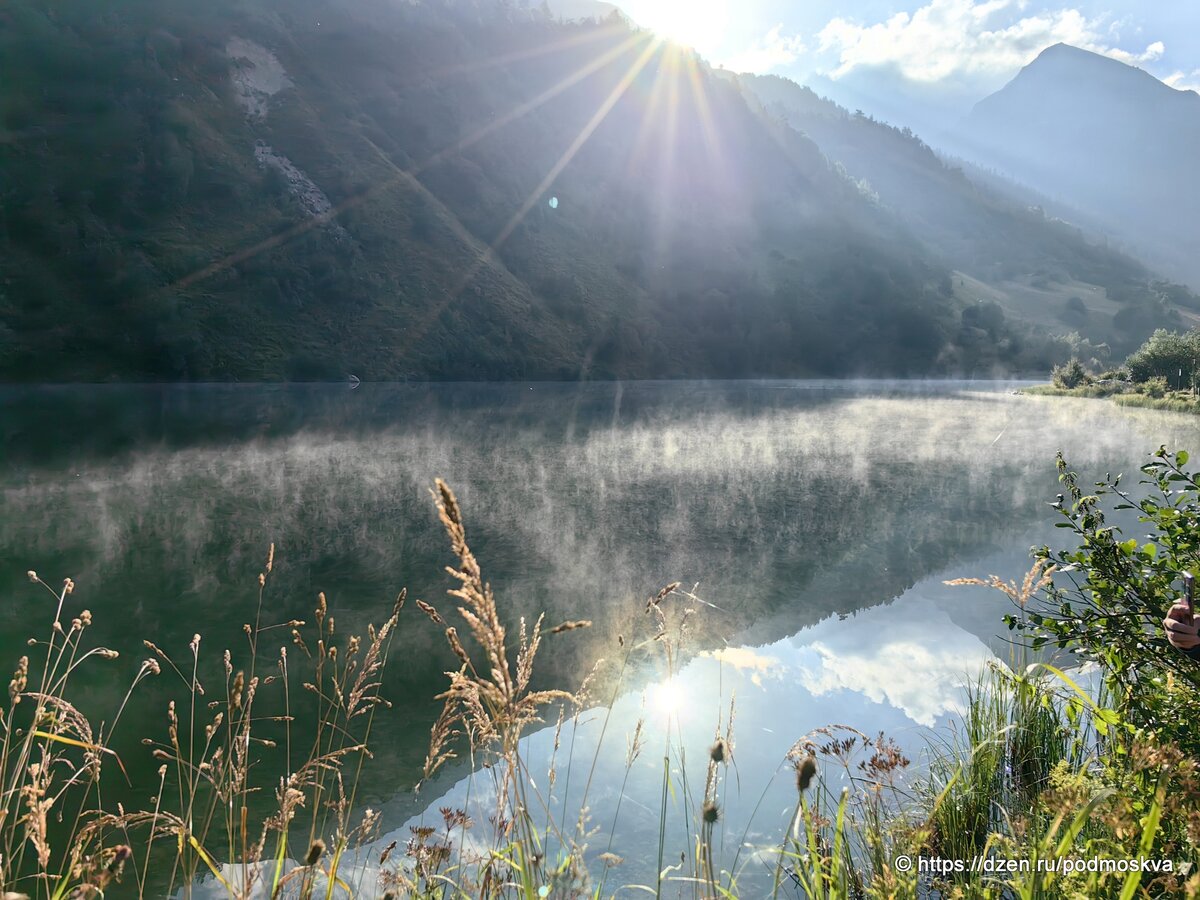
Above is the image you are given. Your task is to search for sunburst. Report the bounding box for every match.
[627,0,729,54]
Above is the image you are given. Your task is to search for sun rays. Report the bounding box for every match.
[384,33,665,359]
[171,24,650,293]
[171,15,733,373]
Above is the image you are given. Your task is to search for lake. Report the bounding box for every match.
[1,380,1195,893]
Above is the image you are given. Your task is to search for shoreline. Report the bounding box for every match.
[1022,382,1200,414]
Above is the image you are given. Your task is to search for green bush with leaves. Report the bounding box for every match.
[1124,329,1200,385]
[1051,357,1089,389]
[1139,375,1171,398]
[1008,448,1200,754]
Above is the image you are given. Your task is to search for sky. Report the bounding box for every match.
[617,0,1200,127]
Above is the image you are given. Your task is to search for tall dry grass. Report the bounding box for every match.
[2,545,404,899]
[1,490,1193,899]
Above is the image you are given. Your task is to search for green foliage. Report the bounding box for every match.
[0,0,1108,382]
[1139,375,1171,398]
[1124,328,1200,385]
[1023,382,1121,398]
[923,676,1007,862]
[1113,391,1200,414]
[1013,449,1200,754]
[1051,357,1088,389]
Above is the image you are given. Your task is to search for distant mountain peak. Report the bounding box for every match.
[1028,42,1131,71]
[998,41,1187,100]
[959,38,1200,288]
[1035,42,1094,58]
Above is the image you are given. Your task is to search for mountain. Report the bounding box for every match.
[727,71,1194,359]
[803,65,982,149]
[544,0,620,22]
[958,43,1200,289]
[0,1,1137,382]
[0,0,1035,382]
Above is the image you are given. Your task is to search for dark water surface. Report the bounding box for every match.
[2,380,1197,893]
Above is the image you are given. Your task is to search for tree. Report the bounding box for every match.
[1124,329,1200,386]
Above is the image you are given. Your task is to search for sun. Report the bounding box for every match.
[649,676,687,720]
[625,0,729,55]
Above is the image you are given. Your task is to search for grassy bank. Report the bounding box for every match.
[3,467,1200,898]
[1113,393,1200,413]
[1024,382,1200,414]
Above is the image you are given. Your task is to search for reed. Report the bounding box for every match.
[1,493,1194,899]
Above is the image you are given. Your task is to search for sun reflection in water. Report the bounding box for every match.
[649,676,686,719]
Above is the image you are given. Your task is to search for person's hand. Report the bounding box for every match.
[1163,602,1200,651]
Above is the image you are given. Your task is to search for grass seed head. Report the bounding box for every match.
[796,754,818,793]
[416,599,445,625]
[710,737,728,763]
[9,657,28,704]
[445,627,470,665]
[549,619,592,634]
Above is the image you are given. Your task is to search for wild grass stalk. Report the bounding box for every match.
[3,492,1195,899]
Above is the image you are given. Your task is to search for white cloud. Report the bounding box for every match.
[721,23,807,74]
[1105,38,1164,66]
[817,0,1168,82]
[702,645,783,686]
[786,599,994,727]
[1164,68,1200,93]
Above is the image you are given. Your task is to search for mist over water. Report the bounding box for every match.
[2,380,1197,870]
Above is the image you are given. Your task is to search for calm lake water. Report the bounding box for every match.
[2,380,1197,893]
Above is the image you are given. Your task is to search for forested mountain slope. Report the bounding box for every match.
[727,72,1194,359]
[960,43,1200,290]
[0,0,1102,380]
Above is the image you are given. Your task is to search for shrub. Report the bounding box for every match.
[1012,449,1200,749]
[1141,375,1170,398]
[1051,357,1088,389]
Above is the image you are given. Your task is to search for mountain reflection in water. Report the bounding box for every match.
[2,380,1196,892]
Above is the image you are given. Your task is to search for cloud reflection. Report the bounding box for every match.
[790,598,994,726]
[702,645,783,687]
[384,563,1007,892]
